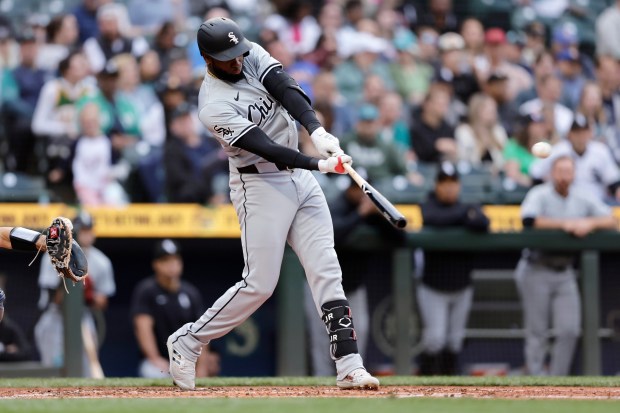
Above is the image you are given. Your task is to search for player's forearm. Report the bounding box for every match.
[586,216,618,231]
[529,216,573,230]
[134,316,162,360]
[234,128,320,170]
[0,227,46,251]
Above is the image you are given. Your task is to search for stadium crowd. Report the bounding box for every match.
[0,0,618,207]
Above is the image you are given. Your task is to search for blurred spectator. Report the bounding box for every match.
[515,51,561,107]
[595,56,620,159]
[139,50,163,86]
[152,21,182,74]
[72,0,106,44]
[26,13,51,45]
[37,211,116,377]
[115,54,166,148]
[72,103,128,206]
[1,31,49,173]
[311,70,354,138]
[455,93,507,172]
[333,32,393,105]
[340,104,408,182]
[516,156,617,376]
[128,0,189,36]
[301,31,341,71]
[165,49,197,105]
[0,18,19,69]
[415,25,440,66]
[460,17,485,64]
[32,51,94,199]
[83,4,149,74]
[530,114,620,203]
[503,113,549,188]
[417,163,490,375]
[377,92,411,151]
[263,0,321,57]
[130,239,212,378]
[556,48,587,110]
[77,61,142,163]
[596,0,620,59]
[164,103,222,204]
[409,83,456,163]
[522,22,547,69]
[520,74,573,138]
[389,28,433,106]
[577,81,616,148]
[361,73,388,109]
[435,32,479,108]
[482,70,520,137]
[36,14,79,72]
[416,0,459,34]
[550,23,595,79]
[475,27,533,102]
[305,170,406,376]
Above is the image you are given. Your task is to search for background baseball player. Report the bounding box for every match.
[517,155,617,375]
[167,17,379,390]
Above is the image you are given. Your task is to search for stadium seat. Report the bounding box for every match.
[0,172,48,202]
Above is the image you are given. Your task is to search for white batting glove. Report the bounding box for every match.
[318,154,352,174]
[311,127,344,158]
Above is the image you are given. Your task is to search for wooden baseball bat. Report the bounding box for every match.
[343,163,407,229]
[82,320,105,379]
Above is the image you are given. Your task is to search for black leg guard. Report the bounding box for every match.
[321,299,359,359]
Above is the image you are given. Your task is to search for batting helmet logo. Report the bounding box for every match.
[228,32,239,44]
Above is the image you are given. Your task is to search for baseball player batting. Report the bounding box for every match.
[167,17,379,390]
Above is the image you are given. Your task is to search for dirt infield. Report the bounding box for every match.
[1,386,620,399]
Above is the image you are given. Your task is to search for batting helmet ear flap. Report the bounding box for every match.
[197,17,253,61]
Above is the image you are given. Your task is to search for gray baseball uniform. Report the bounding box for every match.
[516,182,611,375]
[168,42,364,380]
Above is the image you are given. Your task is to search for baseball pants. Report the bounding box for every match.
[170,169,364,380]
[515,259,581,376]
[416,283,473,354]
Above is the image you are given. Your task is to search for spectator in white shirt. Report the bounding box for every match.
[72,102,128,206]
[520,74,573,139]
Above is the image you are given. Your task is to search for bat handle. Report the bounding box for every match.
[342,163,365,187]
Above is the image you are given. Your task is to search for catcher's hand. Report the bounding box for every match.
[46,217,88,284]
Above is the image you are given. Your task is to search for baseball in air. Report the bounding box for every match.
[531,141,552,158]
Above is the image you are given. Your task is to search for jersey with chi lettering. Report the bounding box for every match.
[198,42,299,169]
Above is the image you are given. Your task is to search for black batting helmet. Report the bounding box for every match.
[197,17,252,61]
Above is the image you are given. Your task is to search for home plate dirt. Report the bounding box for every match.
[1,386,620,399]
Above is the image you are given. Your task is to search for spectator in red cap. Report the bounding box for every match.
[474,27,533,101]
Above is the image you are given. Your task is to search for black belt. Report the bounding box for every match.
[236,163,290,174]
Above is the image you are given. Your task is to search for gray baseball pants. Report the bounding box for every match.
[170,169,364,380]
[515,259,581,375]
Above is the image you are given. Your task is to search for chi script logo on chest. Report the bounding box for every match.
[247,96,276,126]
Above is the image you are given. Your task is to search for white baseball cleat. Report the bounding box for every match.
[167,337,196,390]
[336,368,380,390]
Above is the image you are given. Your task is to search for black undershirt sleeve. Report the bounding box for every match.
[262,67,322,134]
[234,127,319,170]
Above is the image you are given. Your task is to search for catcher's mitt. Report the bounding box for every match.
[46,217,88,284]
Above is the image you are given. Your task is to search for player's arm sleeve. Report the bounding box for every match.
[262,67,322,134]
[234,128,319,170]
